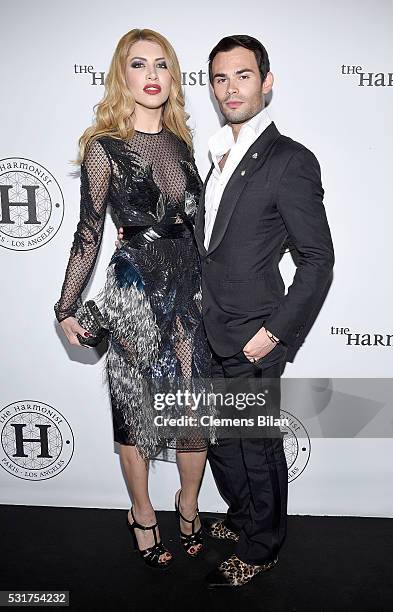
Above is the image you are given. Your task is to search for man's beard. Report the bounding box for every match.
[220,100,263,125]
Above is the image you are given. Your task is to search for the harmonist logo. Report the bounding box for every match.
[0,400,74,481]
[340,65,393,87]
[330,326,393,347]
[73,64,208,86]
[281,410,311,483]
[0,158,64,251]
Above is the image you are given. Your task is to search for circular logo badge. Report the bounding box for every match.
[281,409,311,482]
[0,158,64,251]
[0,400,74,480]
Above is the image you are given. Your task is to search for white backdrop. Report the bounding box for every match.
[1,0,392,517]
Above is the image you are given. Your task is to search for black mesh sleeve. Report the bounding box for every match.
[54,139,112,323]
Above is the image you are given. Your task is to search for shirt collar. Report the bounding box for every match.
[208,107,272,163]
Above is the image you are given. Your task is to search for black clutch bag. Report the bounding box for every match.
[75,299,109,347]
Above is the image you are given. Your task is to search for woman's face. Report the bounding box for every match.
[125,39,172,110]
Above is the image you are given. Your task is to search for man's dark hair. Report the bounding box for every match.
[208,35,270,85]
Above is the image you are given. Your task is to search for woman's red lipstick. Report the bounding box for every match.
[143,84,162,95]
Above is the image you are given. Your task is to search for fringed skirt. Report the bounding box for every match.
[99,233,216,459]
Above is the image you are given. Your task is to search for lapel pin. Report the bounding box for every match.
[240,170,246,176]
[252,152,258,159]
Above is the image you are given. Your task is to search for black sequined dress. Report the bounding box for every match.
[54,128,215,458]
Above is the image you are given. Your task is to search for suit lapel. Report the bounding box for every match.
[207,122,281,255]
[194,162,214,255]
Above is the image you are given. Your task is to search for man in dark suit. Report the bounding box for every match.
[194,35,334,588]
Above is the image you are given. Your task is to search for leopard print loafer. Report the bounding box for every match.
[203,519,240,542]
[206,553,278,588]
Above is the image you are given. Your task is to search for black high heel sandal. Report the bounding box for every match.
[174,489,203,557]
[126,507,173,569]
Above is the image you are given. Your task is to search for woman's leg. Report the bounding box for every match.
[119,443,172,562]
[173,315,208,551]
[176,449,207,553]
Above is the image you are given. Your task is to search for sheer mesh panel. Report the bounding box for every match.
[54,140,111,322]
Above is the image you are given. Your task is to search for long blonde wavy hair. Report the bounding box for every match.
[77,28,193,163]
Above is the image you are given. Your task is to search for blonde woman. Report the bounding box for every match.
[54,29,213,568]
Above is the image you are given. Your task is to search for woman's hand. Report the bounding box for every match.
[115,226,124,249]
[59,316,92,348]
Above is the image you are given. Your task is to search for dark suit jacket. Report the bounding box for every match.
[194,121,335,357]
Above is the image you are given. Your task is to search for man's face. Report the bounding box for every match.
[211,46,273,125]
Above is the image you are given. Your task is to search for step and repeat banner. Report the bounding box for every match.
[1,0,392,517]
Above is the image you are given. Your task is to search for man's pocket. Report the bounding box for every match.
[241,342,288,369]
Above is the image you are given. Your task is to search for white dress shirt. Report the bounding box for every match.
[204,107,272,250]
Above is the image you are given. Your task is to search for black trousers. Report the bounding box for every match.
[207,343,288,565]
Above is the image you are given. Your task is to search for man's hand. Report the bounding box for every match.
[115,226,124,249]
[243,327,279,362]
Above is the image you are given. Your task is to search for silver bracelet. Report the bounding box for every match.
[266,329,280,344]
